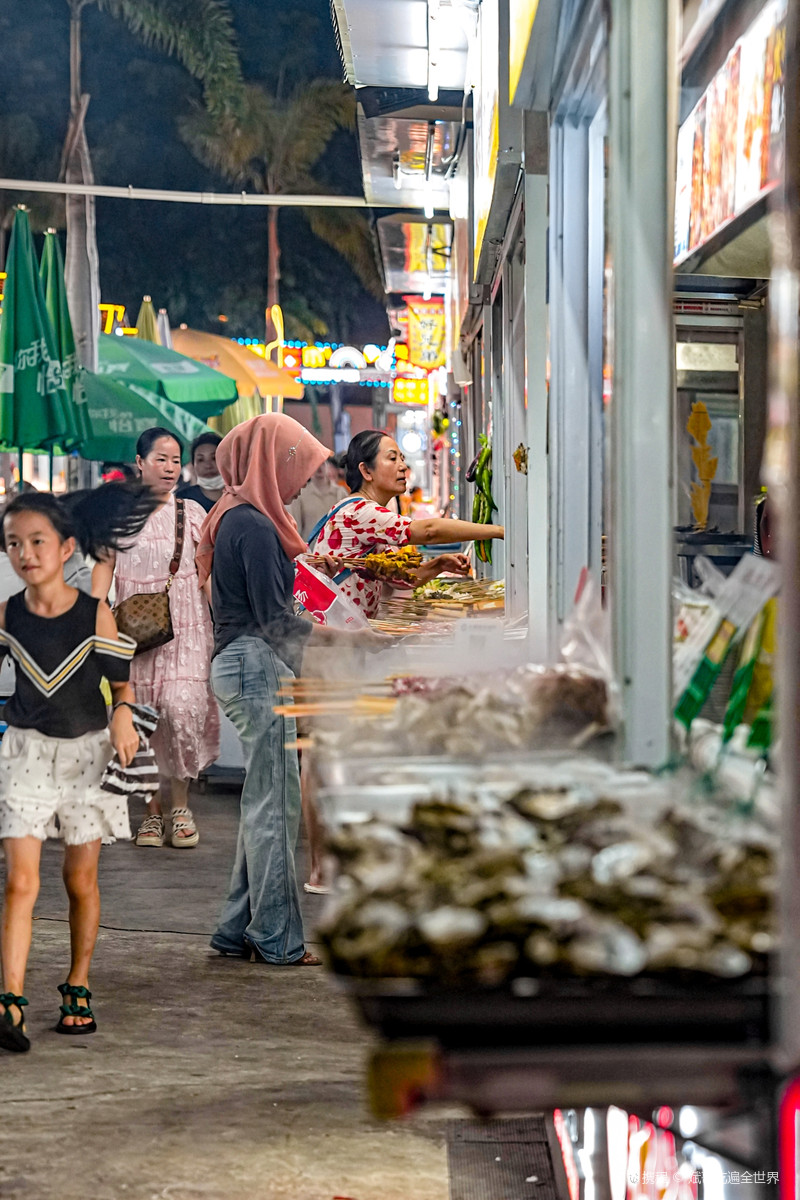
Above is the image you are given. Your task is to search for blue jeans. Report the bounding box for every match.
[210,636,306,963]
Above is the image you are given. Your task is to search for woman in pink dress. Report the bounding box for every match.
[93,428,220,849]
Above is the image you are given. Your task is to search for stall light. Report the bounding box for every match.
[427,0,441,102]
[400,430,423,454]
[423,283,433,301]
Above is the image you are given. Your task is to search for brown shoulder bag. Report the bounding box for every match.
[113,499,185,656]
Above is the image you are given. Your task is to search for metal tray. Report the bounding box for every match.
[341,971,771,1050]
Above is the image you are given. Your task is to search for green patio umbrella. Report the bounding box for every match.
[97,331,236,420]
[0,208,80,473]
[39,229,93,447]
[134,295,161,344]
[80,372,212,463]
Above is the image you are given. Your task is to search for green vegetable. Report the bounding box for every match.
[472,434,497,564]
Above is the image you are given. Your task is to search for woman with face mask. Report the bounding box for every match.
[177,433,225,514]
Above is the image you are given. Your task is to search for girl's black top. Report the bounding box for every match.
[0,590,135,739]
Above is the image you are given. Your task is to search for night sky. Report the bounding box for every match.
[0,0,389,346]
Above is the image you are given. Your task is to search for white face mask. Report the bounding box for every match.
[197,472,225,490]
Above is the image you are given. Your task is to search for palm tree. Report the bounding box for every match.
[180,80,382,336]
[63,0,243,370]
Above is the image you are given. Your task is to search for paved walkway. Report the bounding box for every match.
[0,787,448,1200]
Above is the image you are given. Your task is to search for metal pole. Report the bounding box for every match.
[524,113,551,659]
[17,447,23,490]
[770,0,800,1086]
[608,0,677,767]
[0,177,416,210]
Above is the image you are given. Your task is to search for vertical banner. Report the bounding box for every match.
[404,297,446,369]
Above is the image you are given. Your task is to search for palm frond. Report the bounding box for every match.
[179,85,279,189]
[97,0,244,113]
[275,81,356,188]
[302,198,384,300]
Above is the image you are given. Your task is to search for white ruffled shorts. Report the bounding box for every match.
[0,726,130,845]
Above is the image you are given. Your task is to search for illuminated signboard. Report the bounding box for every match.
[675,0,786,263]
[404,298,446,369]
[392,377,430,406]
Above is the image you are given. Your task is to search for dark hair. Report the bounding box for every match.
[101,461,136,481]
[190,431,222,463]
[136,427,183,460]
[1,484,159,562]
[345,429,388,493]
[330,451,347,471]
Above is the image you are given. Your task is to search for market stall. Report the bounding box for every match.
[319,0,797,1181]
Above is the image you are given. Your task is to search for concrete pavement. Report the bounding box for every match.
[0,787,448,1200]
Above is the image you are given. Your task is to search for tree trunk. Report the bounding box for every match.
[266,204,281,341]
[63,0,100,375]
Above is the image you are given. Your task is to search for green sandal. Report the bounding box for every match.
[0,992,30,1053]
[55,983,97,1036]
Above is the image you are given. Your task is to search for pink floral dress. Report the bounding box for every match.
[315,498,412,618]
[114,495,220,779]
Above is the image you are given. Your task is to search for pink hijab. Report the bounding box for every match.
[196,413,329,585]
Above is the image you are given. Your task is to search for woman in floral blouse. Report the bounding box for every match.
[314,430,504,618]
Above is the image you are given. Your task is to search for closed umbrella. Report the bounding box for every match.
[157,308,173,350]
[80,372,212,463]
[39,229,92,446]
[211,391,262,437]
[97,331,237,419]
[0,208,79,477]
[135,296,161,345]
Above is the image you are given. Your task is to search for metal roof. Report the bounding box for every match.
[330,0,471,297]
[330,0,470,91]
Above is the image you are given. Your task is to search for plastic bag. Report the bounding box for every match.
[294,559,371,631]
[560,568,613,682]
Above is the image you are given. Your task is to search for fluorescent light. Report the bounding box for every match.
[424,198,435,220]
[427,0,440,102]
[423,284,432,301]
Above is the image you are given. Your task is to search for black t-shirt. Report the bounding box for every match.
[176,483,217,513]
[1,590,134,738]
[211,505,311,674]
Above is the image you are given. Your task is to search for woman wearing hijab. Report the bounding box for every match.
[197,413,371,966]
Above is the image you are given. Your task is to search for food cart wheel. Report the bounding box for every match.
[367,1040,442,1120]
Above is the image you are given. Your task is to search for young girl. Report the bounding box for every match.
[0,485,157,1053]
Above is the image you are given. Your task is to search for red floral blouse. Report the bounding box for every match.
[315,498,412,618]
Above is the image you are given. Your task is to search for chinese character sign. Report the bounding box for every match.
[404,297,446,370]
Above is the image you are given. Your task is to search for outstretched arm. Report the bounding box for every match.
[406,518,504,546]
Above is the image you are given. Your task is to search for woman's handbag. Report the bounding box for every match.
[113,499,185,656]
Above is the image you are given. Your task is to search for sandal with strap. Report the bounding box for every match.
[0,992,30,1053]
[170,807,199,849]
[136,813,165,847]
[55,983,97,1036]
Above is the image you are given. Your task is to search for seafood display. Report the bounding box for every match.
[314,664,612,758]
[319,772,777,986]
